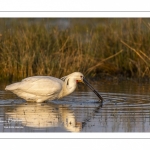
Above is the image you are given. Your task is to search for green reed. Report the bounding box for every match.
[1,18,150,81]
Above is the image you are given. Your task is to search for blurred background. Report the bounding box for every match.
[0,18,150,81]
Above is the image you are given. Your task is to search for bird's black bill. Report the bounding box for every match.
[83,78,103,105]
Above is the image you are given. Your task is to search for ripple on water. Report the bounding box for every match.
[0,88,150,132]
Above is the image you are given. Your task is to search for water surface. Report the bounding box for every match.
[0,79,150,132]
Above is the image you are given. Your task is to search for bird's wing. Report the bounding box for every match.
[61,76,68,81]
[15,76,63,96]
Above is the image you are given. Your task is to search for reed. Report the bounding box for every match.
[1,18,150,81]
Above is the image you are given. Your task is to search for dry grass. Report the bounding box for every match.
[1,18,150,81]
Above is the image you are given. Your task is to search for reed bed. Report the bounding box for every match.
[0,18,150,81]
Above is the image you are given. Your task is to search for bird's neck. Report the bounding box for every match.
[58,77,77,99]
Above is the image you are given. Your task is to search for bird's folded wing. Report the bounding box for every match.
[7,76,63,96]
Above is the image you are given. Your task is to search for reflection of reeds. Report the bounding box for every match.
[1,18,150,81]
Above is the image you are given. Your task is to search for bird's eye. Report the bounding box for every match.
[80,76,83,78]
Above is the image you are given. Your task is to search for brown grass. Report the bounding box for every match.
[1,18,150,81]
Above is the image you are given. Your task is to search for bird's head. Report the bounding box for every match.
[71,72,84,83]
[61,72,103,105]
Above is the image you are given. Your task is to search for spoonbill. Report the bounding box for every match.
[5,72,103,105]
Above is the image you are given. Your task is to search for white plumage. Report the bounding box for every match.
[5,72,103,103]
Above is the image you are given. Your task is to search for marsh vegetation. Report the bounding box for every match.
[0,18,150,81]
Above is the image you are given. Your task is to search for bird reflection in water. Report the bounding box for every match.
[5,101,102,132]
[5,102,82,132]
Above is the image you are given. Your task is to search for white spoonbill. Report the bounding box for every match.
[5,72,103,104]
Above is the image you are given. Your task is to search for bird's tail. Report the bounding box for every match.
[5,83,20,91]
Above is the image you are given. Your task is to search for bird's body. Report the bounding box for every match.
[6,76,64,102]
[5,72,103,104]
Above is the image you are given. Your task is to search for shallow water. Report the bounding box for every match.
[1,79,150,132]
